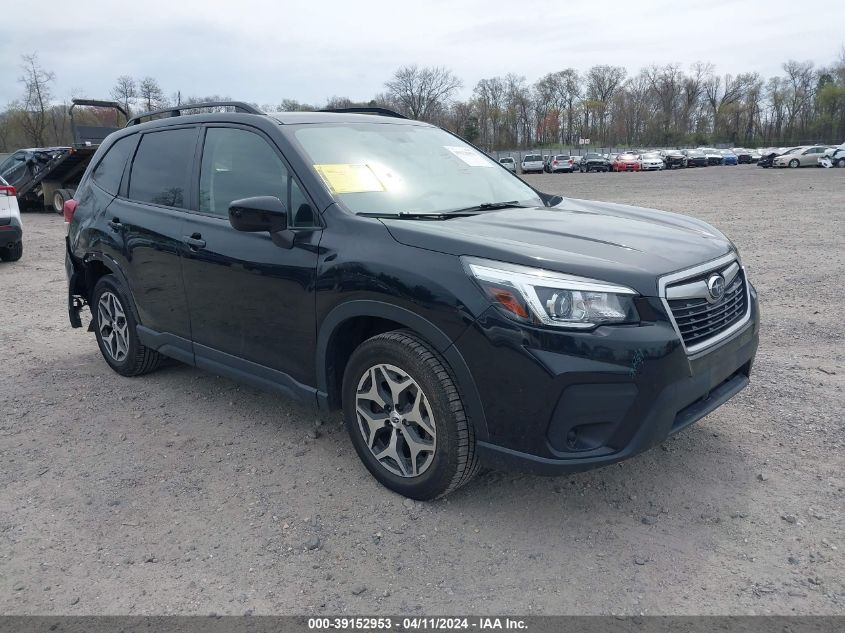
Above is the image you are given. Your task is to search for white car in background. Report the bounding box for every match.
[498,156,516,172]
[821,143,845,168]
[640,152,664,171]
[0,175,23,262]
[520,153,544,174]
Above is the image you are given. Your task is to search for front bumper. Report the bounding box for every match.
[453,285,759,475]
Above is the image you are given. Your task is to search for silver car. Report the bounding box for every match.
[774,146,828,168]
[498,156,516,173]
[520,153,544,174]
[640,152,664,171]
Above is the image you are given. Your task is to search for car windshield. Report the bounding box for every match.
[499,158,514,163]
[584,153,601,159]
[642,153,660,159]
[619,153,639,159]
[291,123,543,215]
[524,155,541,162]
[554,155,568,160]
[687,150,704,157]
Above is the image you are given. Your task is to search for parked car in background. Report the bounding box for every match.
[63,104,759,499]
[757,147,791,168]
[720,150,739,166]
[521,154,544,174]
[548,155,575,173]
[0,175,23,262]
[498,157,516,173]
[570,155,583,169]
[748,149,762,163]
[579,152,612,172]
[773,146,827,168]
[822,142,845,168]
[700,148,724,165]
[732,149,753,164]
[682,149,708,167]
[640,152,664,171]
[542,155,552,172]
[612,152,641,172]
[660,149,685,169]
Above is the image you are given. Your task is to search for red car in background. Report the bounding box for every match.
[612,153,641,172]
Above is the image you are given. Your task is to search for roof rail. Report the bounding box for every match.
[126,101,263,126]
[320,107,407,119]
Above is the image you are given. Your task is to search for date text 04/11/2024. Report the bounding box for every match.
[307,617,528,630]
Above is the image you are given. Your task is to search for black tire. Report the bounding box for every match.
[52,188,72,214]
[0,241,22,262]
[837,158,845,168]
[91,275,163,377]
[788,159,800,168]
[342,330,479,500]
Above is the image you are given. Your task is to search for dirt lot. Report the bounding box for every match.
[1,165,843,616]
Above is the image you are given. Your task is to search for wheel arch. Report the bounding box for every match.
[81,253,141,322]
[316,301,489,441]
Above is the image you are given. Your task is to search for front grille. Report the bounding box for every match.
[667,271,747,348]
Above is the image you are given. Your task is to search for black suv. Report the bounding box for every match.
[65,103,759,500]
[579,153,611,173]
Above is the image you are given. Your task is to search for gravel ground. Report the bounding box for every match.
[1,165,843,616]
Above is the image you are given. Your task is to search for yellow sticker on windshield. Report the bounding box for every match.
[313,164,386,194]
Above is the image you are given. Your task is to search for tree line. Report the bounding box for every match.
[2,50,844,154]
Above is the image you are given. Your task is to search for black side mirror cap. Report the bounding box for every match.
[228,196,288,233]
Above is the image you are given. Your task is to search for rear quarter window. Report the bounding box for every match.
[91,135,137,194]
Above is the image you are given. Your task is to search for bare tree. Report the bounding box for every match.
[110,75,137,115]
[17,53,55,147]
[137,77,165,112]
[473,77,506,149]
[584,65,627,142]
[385,65,462,121]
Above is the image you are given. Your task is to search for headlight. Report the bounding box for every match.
[463,257,639,329]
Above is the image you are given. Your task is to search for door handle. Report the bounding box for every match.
[108,218,122,231]
[183,233,206,250]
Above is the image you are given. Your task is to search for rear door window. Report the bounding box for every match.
[91,135,136,194]
[128,128,198,208]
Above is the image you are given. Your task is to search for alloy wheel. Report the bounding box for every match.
[97,291,130,362]
[355,363,436,478]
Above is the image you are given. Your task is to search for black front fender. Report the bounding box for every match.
[315,300,489,441]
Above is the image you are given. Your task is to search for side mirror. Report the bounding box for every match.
[228,196,288,233]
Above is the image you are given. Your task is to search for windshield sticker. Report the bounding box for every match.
[313,164,386,194]
[445,146,493,168]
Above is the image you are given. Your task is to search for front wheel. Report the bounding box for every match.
[837,158,845,168]
[789,159,800,168]
[342,331,479,499]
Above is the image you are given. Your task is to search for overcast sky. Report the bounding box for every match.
[1,0,843,107]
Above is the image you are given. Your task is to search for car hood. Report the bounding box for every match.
[381,199,734,296]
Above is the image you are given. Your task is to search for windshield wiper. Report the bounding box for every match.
[357,201,528,220]
[444,201,528,214]
[357,211,472,220]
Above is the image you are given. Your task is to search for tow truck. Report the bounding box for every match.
[0,99,128,212]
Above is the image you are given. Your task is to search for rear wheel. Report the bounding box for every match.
[342,330,479,500]
[0,241,22,262]
[92,275,162,377]
[788,159,800,168]
[837,158,845,168]
[52,188,73,214]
